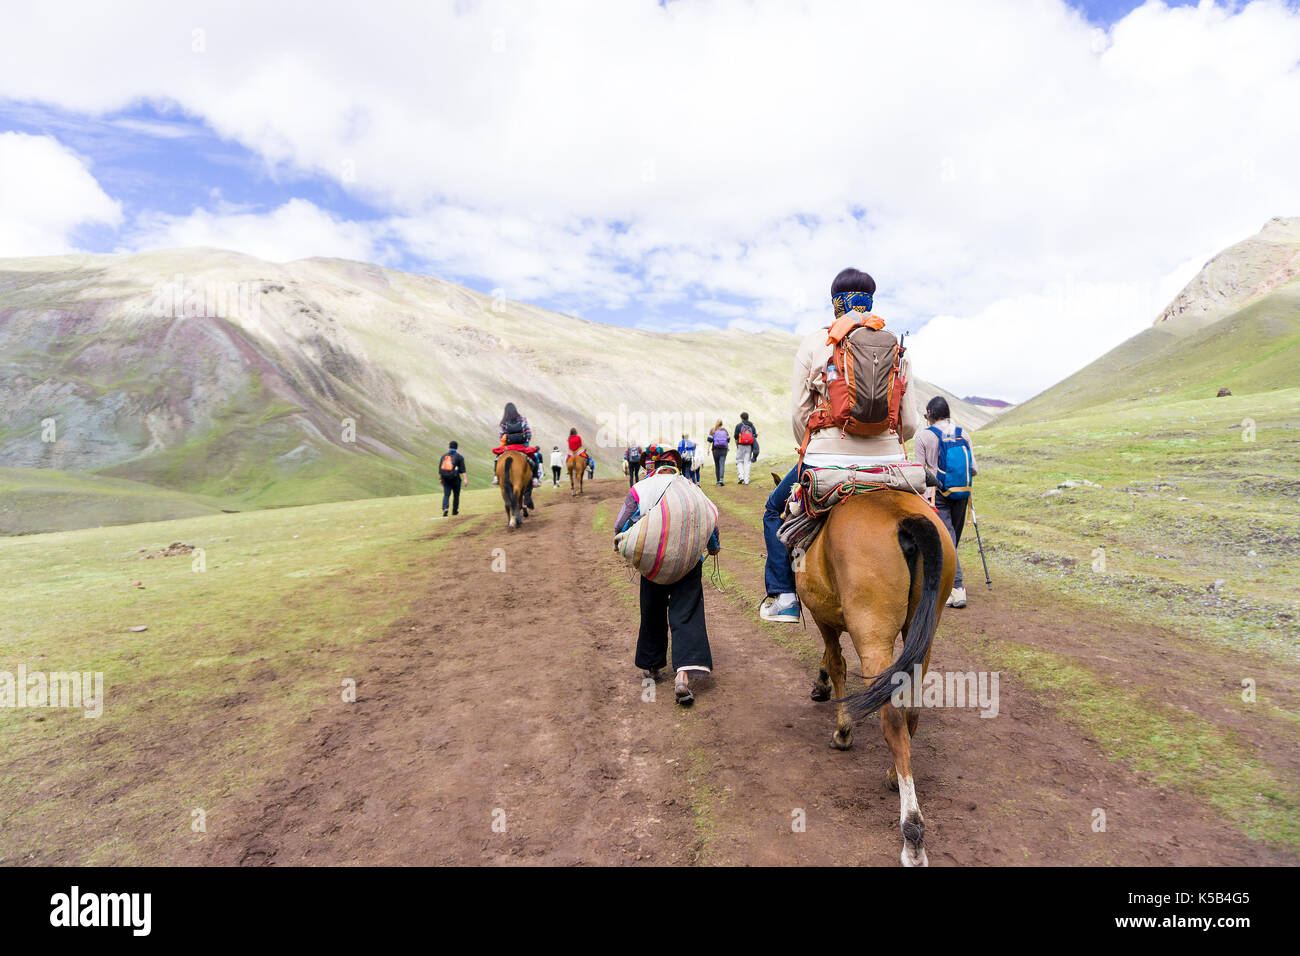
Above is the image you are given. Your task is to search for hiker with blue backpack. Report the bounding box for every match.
[915,395,978,609]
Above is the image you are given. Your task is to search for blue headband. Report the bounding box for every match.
[832,291,873,317]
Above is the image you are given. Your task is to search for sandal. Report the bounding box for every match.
[674,677,694,706]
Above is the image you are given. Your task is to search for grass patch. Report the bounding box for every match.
[0,485,496,864]
[980,638,1300,851]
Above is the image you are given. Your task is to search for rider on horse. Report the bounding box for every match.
[495,402,541,487]
[760,267,920,623]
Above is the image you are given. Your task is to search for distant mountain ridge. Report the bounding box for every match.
[1155,216,1300,329]
[963,396,1014,409]
[999,217,1300,426]
[0,248,995,520]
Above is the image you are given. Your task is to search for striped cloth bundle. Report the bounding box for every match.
[616,474,719,585]
[798,463,927,519]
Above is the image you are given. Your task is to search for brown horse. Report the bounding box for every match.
[790,483,955,867]
[495,451,534,528]
[566,450,589,496]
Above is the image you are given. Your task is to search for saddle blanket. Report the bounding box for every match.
[777,462,928,554]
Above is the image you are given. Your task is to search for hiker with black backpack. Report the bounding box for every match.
[494,402,541,488]
[438,440,467,517]
[624,443,644,486]
[915,395,978,609]
[733,413,758,485]
[760,267,919,623]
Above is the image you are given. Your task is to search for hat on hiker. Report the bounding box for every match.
[648,447,684,470]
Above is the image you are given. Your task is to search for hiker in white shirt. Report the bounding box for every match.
[760,267,919,623]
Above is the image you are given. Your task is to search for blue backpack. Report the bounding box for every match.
[928,426,973,499]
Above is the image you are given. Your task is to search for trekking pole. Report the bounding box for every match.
[968,496,992,590]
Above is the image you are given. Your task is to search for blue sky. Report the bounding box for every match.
[2,0,1298,399]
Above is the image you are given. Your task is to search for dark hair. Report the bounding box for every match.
[502,402,520,423]
[569,427,577,436]
[449,440,458,450]
[739,411,749,421]
[831,268,876,297]
[926,396,951,421]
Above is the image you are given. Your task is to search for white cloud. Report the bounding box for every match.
[127,198,386,264]
[2,0,1300,397]
[0,132,121,256]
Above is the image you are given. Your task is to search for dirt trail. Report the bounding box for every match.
[212,479,1295,866]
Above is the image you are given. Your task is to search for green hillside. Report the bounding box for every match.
[0,468,237,535]
[975,276,1300,657]
[1001,279,1300,425]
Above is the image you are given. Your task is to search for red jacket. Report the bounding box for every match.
[568,434,583,452]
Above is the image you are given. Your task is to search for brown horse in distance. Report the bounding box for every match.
[566,451,590,496]
[782,477,955,866]
[495,451,534,528]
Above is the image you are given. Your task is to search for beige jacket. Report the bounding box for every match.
[790,325,920,459]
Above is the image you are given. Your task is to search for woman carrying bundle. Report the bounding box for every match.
[612,447,719,706]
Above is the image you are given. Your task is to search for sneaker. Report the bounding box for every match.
[442,509,448,517]
[759,594,801,623]
[946,587,967,609]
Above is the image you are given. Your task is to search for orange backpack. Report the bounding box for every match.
[439,453,457,475]
[798,313,907,455]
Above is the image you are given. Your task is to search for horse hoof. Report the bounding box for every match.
[900,844,929,868]
[830,728,852,750]
[810,682,831,702]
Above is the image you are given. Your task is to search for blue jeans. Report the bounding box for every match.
[763,464,803,596]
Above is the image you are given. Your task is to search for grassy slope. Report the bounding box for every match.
[0,468,234,535]
[0,482,507,864]
[1001,280,1300,425]
[978,280,1300,656]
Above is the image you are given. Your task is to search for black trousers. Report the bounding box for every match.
[628,463,641,486]
[440,476,461,513]
[635,561,713,673]
[551,465,562,481]
[935,493,967,588]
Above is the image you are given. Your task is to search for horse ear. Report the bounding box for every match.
[771,472,783,487]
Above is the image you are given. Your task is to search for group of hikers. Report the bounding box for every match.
[621,413,759,488]
[435,266,978,707]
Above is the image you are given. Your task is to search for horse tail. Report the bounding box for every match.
[844,513,945,719]
[502,457,517,511]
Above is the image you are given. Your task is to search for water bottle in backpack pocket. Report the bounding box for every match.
[929,426,972,499]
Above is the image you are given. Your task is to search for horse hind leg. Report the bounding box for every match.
[880,702,928,866]
[814,621,852,749]
[847,613,927,867]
